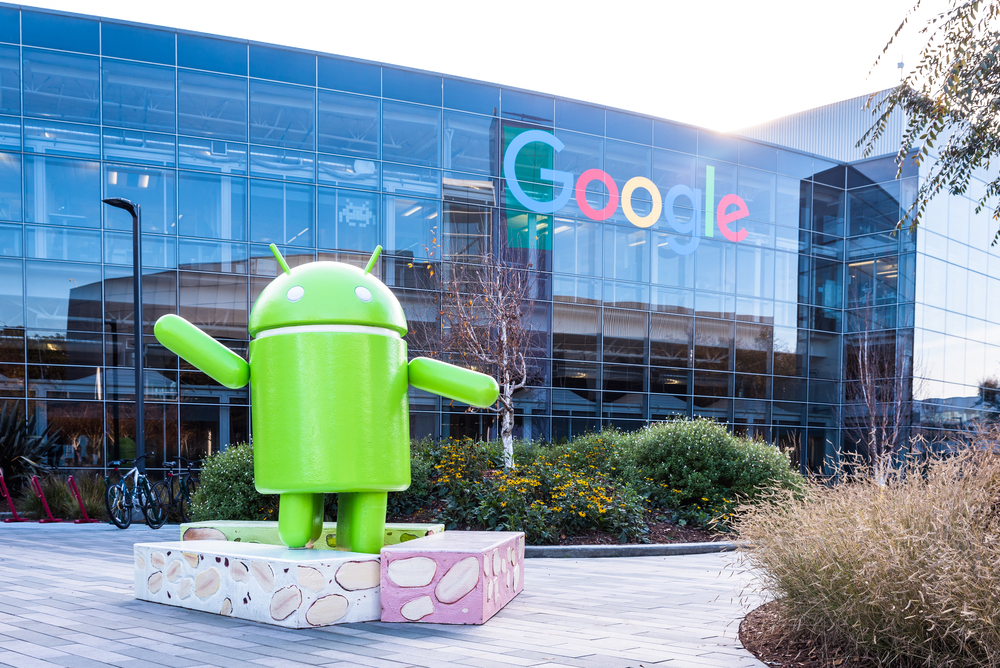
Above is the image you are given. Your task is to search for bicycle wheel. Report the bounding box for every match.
[140,480,167,529]
[180,477,197,523]
[105,483,132,529]
[151,480,173,524]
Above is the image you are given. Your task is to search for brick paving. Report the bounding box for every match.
[0,524,764,667]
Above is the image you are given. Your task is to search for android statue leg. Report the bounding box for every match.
[277,492,324,548]
[335,491,387,554]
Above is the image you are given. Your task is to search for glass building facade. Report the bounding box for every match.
[0,4,991,476]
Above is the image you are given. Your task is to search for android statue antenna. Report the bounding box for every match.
[153,246,499,553]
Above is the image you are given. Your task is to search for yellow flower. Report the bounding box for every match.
[578,511,585,517]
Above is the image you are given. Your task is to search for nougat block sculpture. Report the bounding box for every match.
[134,540,381,628]
[380,531,525,624]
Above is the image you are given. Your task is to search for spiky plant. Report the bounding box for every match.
[0,401,61,495]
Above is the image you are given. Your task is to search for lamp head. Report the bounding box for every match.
[102,198,138,216]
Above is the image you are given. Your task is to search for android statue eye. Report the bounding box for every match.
[355,286,372,303]
[286,286,304,302]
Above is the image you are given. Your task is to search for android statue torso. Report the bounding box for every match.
[246,260,412,496]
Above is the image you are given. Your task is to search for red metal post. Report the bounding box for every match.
[0,468,30,522]
[30,475,63,523]
[67,476,101,524]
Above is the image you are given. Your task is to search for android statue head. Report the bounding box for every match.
[248,245,407,338]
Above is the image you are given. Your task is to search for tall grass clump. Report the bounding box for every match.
[736,448,1000,667]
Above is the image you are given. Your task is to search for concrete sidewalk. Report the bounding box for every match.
[0,524,764,668]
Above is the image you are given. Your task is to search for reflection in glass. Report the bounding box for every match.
[317,90,379,158]
[317,187,378,252]
[0,44,19,116]
[178,271,248,339]
[25,260,103,332]
[249,180,315,246]
[553,303,599,362]
[30,399,105,467]
[22,49,100,123]
[250,80,315,150]
[382,101,440,167]
[179,239,248,274]
[104,164,176,234]
[102,59,175,133]
[443,111,495,175]
[0,257,22,327]
[178,70,247,141]
[0,151,21,221]
[250,146,314,182]
[178,137,247,174]
[385,195,441,261]
[24,119,99,158]
[553,218,600,276]
[317,153,379,190]
[103,129,175,167]
[24,156,100,228]
[25,226,100,263]
[178,172,247,240]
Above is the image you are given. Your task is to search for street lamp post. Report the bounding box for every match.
[102,198,146,473]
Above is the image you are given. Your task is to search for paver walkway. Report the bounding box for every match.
[0,524,764,668]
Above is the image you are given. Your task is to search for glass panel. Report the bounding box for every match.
[249,146,314,182]
[249,80,315,150]
[0,152,21,221]
[317,90,379,158]
[103,232,177,269]
[698,132,737,163]
[23,119,100,158]
[382,101,440,167]
[444,78,498,116]
[249,180,315,246]
[0,257,22,327]
[694,318,734,371]
[103,129,175,167]
[178,137,247,174]
[0,222,20,256]
[25,260,102,332]
[849,182,901,236]
[317,187,378,252]
[0,115,19,149]
[553,304,599,361]
[442,203,488,262]
[24,156,101,228]
[653,232,695,288]
[738,167,776,222]
[317,56,379,96]
[178,172,247,240]
[382,68,440,106]
[604,280,649,309]
[553,218,601,277]
[382,163,440,197]
[606,110,652,145]
[178,272,248,339]
[604,225,650,283]
[249,44,314,86]
[28,400,105,467]
[178,70,247,141]
[604,308,647,365]
[317,153,379,190]
[102,266,177,336]
[735,246,774,298]
[443,111,495,176]
[501,90,553,125]
[23,49,100,123]
[0,7,17,45]
[249,244,313,276]
[22,10,98,54]
[101,22,175,66]
[102,59,175,133]
[385,195,441,261]
[734,322,771,374]
[104,164,176,234]
[179,239,248,273]
[177,34,246,76]
[25,226,100,262]
[734,374,770,400]
[0,44,19,115]
[654,120,697,153]
[653,286,694,314]
[813,184,845,235]
[694,239,735,293]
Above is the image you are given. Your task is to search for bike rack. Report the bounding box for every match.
[0,468,30,522]
[29,475,63,523]
[67,476,101,524]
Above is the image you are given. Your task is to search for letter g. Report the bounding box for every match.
[503,130,574,214]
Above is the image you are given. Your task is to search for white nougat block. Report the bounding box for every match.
[134,540,381,628]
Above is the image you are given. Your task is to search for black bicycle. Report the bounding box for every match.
[105,454,166,530]
[151,456,199,523]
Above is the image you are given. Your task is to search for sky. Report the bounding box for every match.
[17,0,951,132]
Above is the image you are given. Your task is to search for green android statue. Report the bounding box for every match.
[154,245,499,554]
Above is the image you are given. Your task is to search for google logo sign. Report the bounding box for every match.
[503,130,750,255]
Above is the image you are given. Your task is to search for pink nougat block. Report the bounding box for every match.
[380,531,525,624]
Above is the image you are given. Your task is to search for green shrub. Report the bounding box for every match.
[735,449,1000,667]
[0,401,60,493]
[190,442,278,521]
[626,418,804,527]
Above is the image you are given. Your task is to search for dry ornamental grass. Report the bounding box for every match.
[735,445,1000,667]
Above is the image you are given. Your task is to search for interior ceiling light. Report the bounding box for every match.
[402,206,422,217]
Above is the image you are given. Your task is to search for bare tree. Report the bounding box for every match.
[407,252,538,468]
[843,297,915,483]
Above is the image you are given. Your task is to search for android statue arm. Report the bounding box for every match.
[154,314,250,389]
[408,357,499,408]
